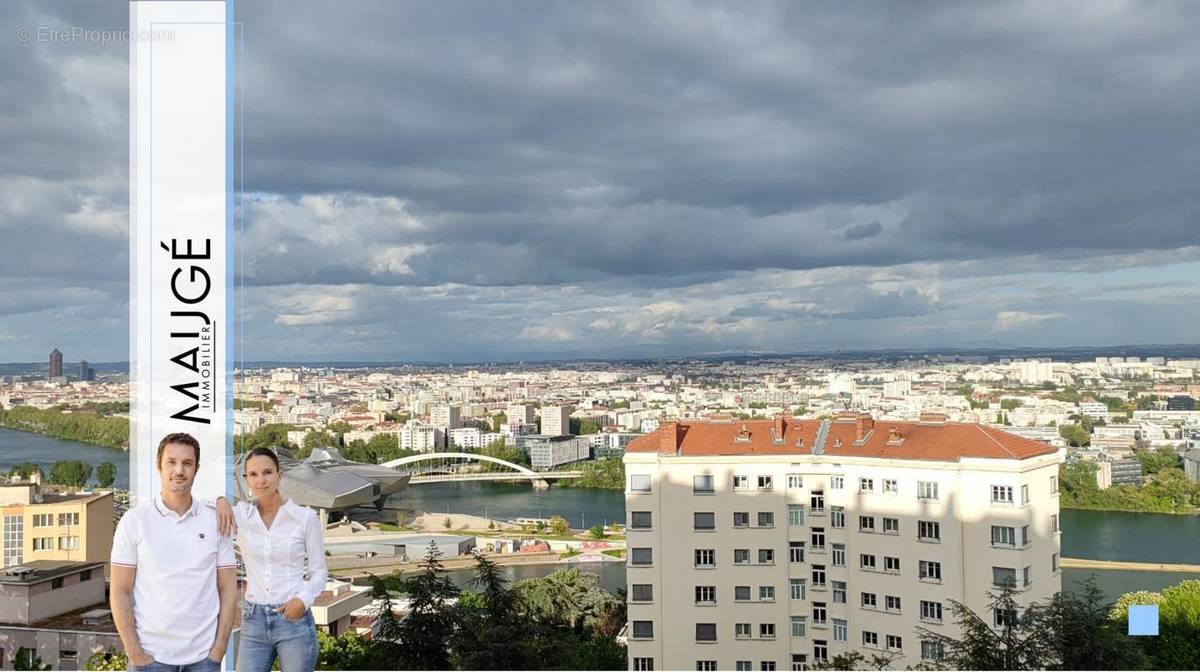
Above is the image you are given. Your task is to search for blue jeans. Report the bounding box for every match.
[236,602,318,672]
[130,658,221,672]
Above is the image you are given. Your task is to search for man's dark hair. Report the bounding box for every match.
[244,447,280,472]
[157,432,200,467]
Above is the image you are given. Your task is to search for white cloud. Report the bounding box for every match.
[996,311,1063,330]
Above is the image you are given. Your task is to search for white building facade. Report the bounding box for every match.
[623,415,1062,671]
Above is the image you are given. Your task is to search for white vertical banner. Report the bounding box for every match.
[130,1,229,503]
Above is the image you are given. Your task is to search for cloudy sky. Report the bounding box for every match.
[3,1,1199,363]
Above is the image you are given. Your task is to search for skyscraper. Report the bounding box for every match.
[79,360,94,382]
[48,349,63,379]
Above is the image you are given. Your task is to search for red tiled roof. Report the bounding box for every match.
[625,416,1056,462]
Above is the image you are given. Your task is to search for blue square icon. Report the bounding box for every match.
[1128,605,1159,636]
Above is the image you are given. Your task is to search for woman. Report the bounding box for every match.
[215,447,326,672]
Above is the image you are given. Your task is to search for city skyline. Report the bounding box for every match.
[4,1,1200,363]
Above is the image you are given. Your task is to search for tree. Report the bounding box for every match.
[548,515,570,536]
[391,541,461,670]
[367,433,402,463]
[316,630,371,670]
[84,647,127,671]
[490,412,507,433]
[1136,446,1181,476]
[917,580,1055,670]
[95,461,117,488]
[234,422,298,455]
[301,430,336,457]
[1110,579,1200,670]
[588,524,606,540]
[1059,424,1090,447]
[13,648,50,671]
[49,460,92,487]
[7,463,45,481]
[816,650,899,670]
[443,516,453,529]
[1045,576,1145,669]
[515,567,623,631]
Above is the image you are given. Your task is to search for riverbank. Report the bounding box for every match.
[0,407,128,451]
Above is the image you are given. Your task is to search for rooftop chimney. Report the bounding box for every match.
[854,414,874,442]
[887,426,903,443]
[773,415,785,444]
[659,422,679,455]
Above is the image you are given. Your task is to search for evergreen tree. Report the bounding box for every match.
[95,461,117,488]
[393,541,460,670]
[1045,576,1145,670]
[917,580,1055,670]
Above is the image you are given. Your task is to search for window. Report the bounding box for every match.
[918,481,939,500]
[1022,525,1031,546]
[811,565,826,587]
[758,548,775,564]
[32,514,53,527]
[812,602,827,625]
[992,525,1015,546]
[810,528,825,550]
[920,600,943,622]
[632,584,654,602]
[1052,553,1060,572]
[859,515,875,532]
[695,623,717,642]
[695,586,716,604]
[695,549,716,567]
[859,477,874,493]
[921,640,944,661]
[758,476,774,490]
[1021,484,1030,504]
[832,581,846,604]
[788,505,804,526]
[861,592,877,609]
[735,585,752,601]
[787,474,803,489]
[51,577,64,589]
[790,579,806,600]
[810,491,824,512]
[830,476,844,490]
[737,662,752,672]
[697,662,717,672]
[791,616,807,638]
[760,586,776,601]
[60,650,77,660]
[633,658,654,671]
[830,507,845,528]
[631,548,653,566]
[736,623,752,638]
[734,549,751,565]
[631,511,652,529]
[693,512,714,530]
[1023,566,1032,587]
[883,479,898,494]
[918,520,940,541]
[791,654,808,671]
[862,631,879,647]
[882,517,899,534]
[992,485,1014,504]
[789,542,805,563]
[32,538,53,551]
[734,511,751,528]
[1051,514,1060,533]
[1050,475,1059,494]
[761,663,777,672]
[992,566,1017,587]
[760,623,776,638]
[920,560,942,581]
[884,556,900,573]
[734,475,750,490]
[813,641,828,664]
[694,475,715,493]
[58,512,79,526]
[831,544,845,567]
[860,554,876,570]
[994,608,1017,628]
[758,511,775,527]
[833,619,847,642]
[885,595,901,612]
[886,635,903,651]
[632,621,654,639]
[630,474,652,492]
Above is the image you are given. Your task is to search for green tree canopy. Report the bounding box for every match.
[49,460,92,487]
[95,461,117,488]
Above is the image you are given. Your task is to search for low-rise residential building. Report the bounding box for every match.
[623,414,1062,671]
[0,561,118,670]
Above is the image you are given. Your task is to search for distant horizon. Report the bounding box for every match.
[4,341,1200,370]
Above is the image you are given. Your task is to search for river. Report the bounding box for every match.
[5,429,1198,599]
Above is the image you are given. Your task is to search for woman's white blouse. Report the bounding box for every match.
[233,499,328,609]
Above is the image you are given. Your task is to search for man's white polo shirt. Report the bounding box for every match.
[111,494,236,665]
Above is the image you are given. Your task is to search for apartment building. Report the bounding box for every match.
[623,414,1062,671]
[540,405,573,436]
[0,482,113,572]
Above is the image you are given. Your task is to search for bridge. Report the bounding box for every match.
[380,452,583,489]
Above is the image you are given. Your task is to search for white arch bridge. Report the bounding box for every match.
[380,452,583,489]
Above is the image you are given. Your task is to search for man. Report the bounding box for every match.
[111,433,238,671]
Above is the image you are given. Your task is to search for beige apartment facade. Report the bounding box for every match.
[624,414,1062,671]
[0,483,114,572]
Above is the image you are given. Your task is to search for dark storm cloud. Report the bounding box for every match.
[3,0,1200,359]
